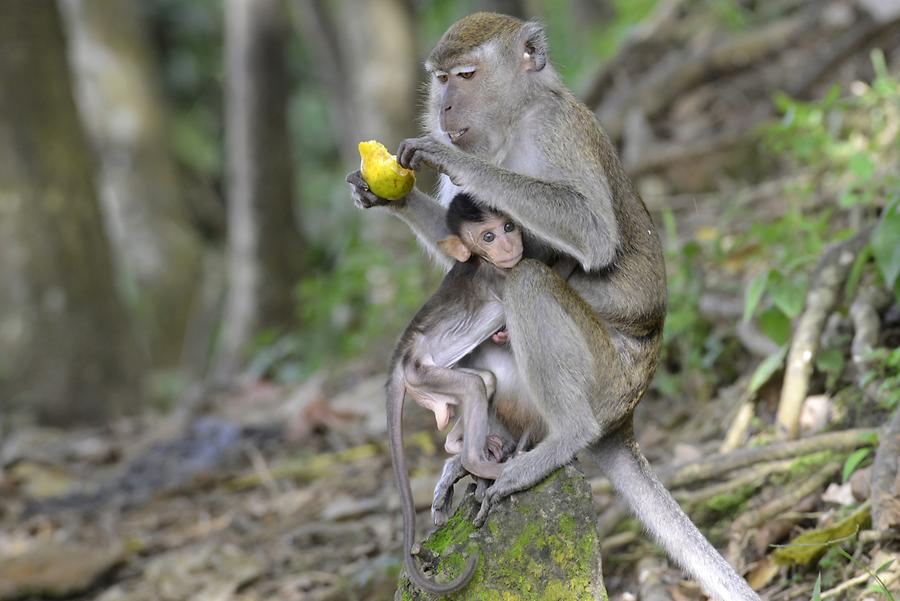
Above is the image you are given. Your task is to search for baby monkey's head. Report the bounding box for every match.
[438,192,523,268]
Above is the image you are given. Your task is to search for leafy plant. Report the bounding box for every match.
[653,209,726,398]
[273,232,438,379]
[740,50,900,359]
[861,346,900,410]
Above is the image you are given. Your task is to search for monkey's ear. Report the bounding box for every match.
[520,21,548,72]
[437,236,472,263]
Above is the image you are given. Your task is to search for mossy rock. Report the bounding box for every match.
[396,464,607,600]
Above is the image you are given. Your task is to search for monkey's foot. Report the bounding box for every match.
[474,479,517,526]
[474,457,556,525]
[432,456,466,526]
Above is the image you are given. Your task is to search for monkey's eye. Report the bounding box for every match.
[504,222,516,232]
[458,70,475,80]
[436,73,449,84]
[482,232,495,243]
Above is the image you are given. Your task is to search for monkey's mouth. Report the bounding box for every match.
[447,128,469,144]
[498,252,523,268]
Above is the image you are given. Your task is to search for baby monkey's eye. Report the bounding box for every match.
[482,232,495,243]
[458,70,475,80]
[504,222,516,232]
[436,73,448,83]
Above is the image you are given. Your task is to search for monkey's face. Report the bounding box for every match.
[462,215,523,269]
[427,61,486,150]
[425,48,520,155]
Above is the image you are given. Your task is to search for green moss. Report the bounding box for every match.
[544,578,592,599]
[558,515,577,538]
[423,507,476,554]
[705,483,757,514]
[789,451,836,474]
[399,467,605,600]
[531,467,564,493]
[488,519,501,538]
[509,521,542,560]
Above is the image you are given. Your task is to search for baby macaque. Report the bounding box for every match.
[386,192,527,592]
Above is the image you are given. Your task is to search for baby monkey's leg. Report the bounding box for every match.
[432,416,524,526]
[407,365,500,481]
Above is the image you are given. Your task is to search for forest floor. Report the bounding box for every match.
[3,1,900,599]
[1,348,898,600]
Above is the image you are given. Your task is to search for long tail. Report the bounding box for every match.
[590,426,760,601]
[386,368,477,594]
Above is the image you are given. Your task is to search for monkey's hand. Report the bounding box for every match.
[346,170,404,209]
[397,136,469,186]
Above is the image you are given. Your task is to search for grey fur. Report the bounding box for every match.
[386,257,513,594]
[351,12,759,601]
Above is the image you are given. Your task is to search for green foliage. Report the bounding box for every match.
[705,0,751,29]
[819,546,897,601]
[772,503,870,566]
[730,49,900,371]
[872,194,900,293]
[765,50,900,295]
[419,0,659,89]
[141,0,224,177]
[860,346,900,409]
[841,447,871,482]
[748,345,787,394]
[257,232,437,379]
[654,209,720,398]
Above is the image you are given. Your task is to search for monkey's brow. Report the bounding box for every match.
[425,59,478,75]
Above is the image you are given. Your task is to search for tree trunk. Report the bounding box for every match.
[0,0,141,425]
[217,0,306,377]
[59,0,206,370]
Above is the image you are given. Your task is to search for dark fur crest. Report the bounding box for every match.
[446,192,493,236]
[428,12,522,68]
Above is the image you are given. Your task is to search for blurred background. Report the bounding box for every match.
[0,0,899,599]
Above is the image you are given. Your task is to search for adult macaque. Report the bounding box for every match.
[348,12,758,601]
[387,192,535,593]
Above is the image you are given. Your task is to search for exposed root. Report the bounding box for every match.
[776,229,872,439]
[871,407,900,530]
[725,460,842,564]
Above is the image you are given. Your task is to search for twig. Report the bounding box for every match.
[675,458,796,509]
[597,9,812,139]
[726,460,842,564]
[579,0,687,107]
[596,504,629,539]
[820,562,899,599]
[626,119,760,177]
[592,427,875,492]
[600,530,638,552]
[776,228,873,439]
[737,320,782,358]
[871,406,900,530]
[720,394,756,453]
[664,428,875,488]
[849,280,893,389]
[594,429,874,537]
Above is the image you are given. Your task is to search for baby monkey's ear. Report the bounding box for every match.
[437,236,472,263]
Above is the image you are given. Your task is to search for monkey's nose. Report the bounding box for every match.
[443,104,452,112]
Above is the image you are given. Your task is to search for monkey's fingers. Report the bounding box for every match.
[397,136,442,172]
[346,170,395,208]
[474,495,493,526]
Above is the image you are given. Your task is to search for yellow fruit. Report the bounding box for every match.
[358,140,415,201]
